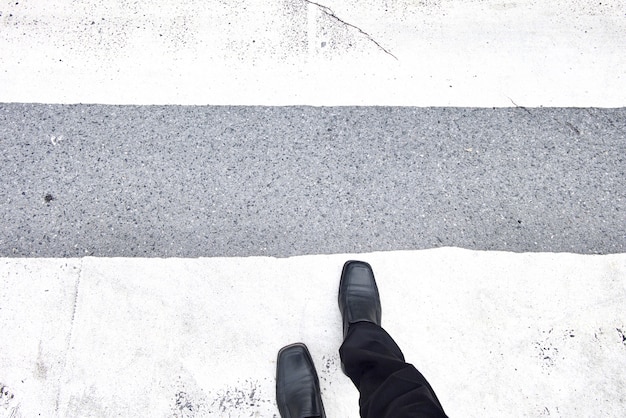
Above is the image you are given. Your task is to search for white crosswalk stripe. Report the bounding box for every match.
[1,0,625,106]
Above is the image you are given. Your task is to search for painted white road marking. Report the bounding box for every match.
[1,249,625,417]
[1,0,625,105]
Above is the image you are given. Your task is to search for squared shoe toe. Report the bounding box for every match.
[338,260,382,338]
[276,343,326,418]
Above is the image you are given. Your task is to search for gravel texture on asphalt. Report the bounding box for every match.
[1,104,624,256]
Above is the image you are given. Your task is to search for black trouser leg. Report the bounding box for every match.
[339,322,448,418]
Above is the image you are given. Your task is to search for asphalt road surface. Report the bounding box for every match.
[1,104,624,257]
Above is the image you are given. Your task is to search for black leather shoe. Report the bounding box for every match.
[338,260,382,338]
[276,343,326,418]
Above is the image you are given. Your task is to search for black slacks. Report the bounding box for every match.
[339,322,448,418]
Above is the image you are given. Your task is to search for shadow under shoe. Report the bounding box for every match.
[276,343,326,418]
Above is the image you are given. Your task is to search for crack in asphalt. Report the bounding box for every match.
[507,96,533,116]
[303,0,398,60]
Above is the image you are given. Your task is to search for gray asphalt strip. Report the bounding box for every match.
[1,104,624,257]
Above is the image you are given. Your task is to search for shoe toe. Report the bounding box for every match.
[339,261,381,329]
[276,344,325,418]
